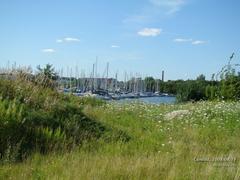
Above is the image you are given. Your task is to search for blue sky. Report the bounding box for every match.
[0,0,240,80]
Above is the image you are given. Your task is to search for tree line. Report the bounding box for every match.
[144,53,240,102]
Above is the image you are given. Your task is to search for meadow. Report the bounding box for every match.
[1,93,240,179]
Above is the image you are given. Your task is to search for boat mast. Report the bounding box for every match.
[92,63,95,92]
[124,71,127,92]
[115,71,118,92]
[70,67,72,92]
[95,56,98,90]
[66,66,69,89]
[105,62,109,91]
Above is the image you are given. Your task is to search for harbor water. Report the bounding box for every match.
[116,96,176,104]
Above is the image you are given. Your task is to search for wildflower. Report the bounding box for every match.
[164,110,190,120]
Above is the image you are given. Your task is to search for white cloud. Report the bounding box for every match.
[64,37,80,42]
[111,45,120,48]
[192,40,206,45]
[150,0,185,14]
[42,49,55,53]
[56,39,63,43]
[138,28,162,37]
[173,38,207,45]
[56,37,80,43]
[174,38,192,42]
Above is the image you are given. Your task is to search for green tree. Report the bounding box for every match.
[214,53,240,100]
[196,74,206,81]
[36,64,58,88]
[144,77,155,92]
[37,64,57,80]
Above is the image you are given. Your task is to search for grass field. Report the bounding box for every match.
[1,100,240,179]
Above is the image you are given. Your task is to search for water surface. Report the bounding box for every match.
[117,96,176,104]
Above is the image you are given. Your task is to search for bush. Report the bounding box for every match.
[0,75,128,162]
[176,78,208,102]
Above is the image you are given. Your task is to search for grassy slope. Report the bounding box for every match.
[1,101,240,179]
[0,77,128,162]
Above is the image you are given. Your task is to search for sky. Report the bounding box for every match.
[0,0,240,80]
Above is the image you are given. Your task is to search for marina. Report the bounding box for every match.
[0,61,175,103]
[71,91,175,102]
[56,60,174,101]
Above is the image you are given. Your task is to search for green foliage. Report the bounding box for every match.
[78,96,106,107]
[35,64,58,88]
[0,75,127,162]
[37,64,57,80]
[210,53,240,100]
[205,84,218,100]
[143,53,240,102]
[162,52,240,102]
[145,75,215,102]
[1,101,240,179]
[176,76,209,102]
[218,75,240,100]
[144,77,156,92]
[159,80,184,94]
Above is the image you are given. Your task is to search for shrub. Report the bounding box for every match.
[0,76,127,162]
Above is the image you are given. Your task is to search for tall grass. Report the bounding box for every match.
[0,73,128,162]
[1,101,239,179]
